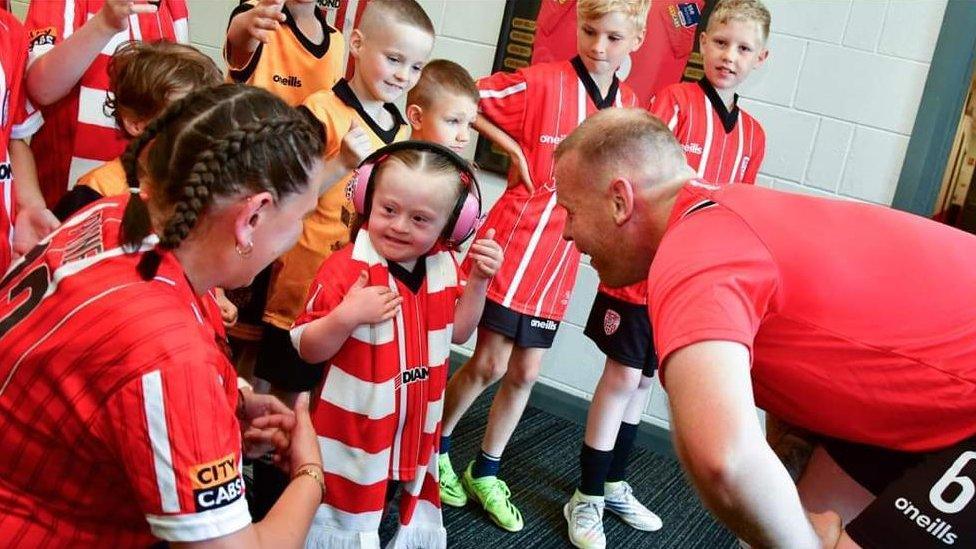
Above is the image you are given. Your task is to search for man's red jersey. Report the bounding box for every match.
[469,57,637,320]
[651,182,976,452]
[24,0,189,206]
[0,196,248,546]
[602,78,766,304]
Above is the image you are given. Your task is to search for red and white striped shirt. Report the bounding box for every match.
[649,79,765,185]
[0,196,247,547]
[470,57,637,320]
[602,79,766,304]
[292,231,458,546]
[24,0,188,206]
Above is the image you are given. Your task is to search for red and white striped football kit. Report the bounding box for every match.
[24,0,189,206]
[0,196,248,547]
[598,78,766,305]
[469,56,637,321]
[292,231,461,548]
[1,9,44,275]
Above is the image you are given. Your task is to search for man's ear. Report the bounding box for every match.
[233,191,274,249]
[609,177,635,226]
[406,103,424,131]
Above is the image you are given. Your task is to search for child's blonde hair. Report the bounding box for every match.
[407,59,479,110]
[707,0,771,44]
[577,0,651,33]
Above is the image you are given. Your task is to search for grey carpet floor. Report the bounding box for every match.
[380,387,737,548]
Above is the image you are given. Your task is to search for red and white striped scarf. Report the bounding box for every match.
[299,232,458,548]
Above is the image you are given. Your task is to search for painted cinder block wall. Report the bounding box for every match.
[10,0,949,430]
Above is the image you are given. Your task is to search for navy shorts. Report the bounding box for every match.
[252,323,323,392]
[479,299,560,349]
[584,291,657,377]
[823,435,976,548]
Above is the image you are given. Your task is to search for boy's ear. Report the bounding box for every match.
[756,47,770,68]
[406,104,424,130]
[349,28,364,59]
[632,28,646,52]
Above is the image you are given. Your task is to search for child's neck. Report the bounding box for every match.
[287,1,323,44]
[590,70,615,98]
[714,85,737,111]
[348,77,388,121]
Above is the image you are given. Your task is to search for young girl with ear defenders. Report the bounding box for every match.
[290,141,503,548]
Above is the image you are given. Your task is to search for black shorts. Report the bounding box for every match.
[823,436,976,548]
[479,299,559,349]
[584,291,657,377]
[252,323,323,392]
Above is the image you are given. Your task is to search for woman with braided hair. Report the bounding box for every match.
[0,84,328,548]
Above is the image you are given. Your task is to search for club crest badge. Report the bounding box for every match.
[604,309,621,336]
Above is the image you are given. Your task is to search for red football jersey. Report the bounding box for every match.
[24,0,189,206]
[531,0,704,106]
[469,57,638,320]
[293,232,460,520]
[1,10,30,275]
[602,78,766,304]
[0,196,248,546]
[651,182,976,452]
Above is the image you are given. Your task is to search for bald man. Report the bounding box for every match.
[553,108,976,549]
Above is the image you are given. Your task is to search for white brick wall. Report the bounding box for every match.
[8,0,950,432]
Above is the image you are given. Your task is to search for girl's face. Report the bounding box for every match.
[367,160,459,263]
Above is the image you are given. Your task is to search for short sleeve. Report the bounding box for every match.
[741,122,766,184]
[96,360,250,542]
[24,0,68,64]
[649,207,779,385]
[290,246,361,348]
[647,84,682,131]
[477,69,529,139]
[303,93,347,160]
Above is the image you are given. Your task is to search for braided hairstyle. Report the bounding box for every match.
[120,84,325,280]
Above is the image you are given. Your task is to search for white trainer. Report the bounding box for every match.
[563,489,607,549]
[604,481,663,531]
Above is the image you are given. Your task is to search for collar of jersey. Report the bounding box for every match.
[281,4,335,59]
[698,77,740,134]
[332,79,406,145]
[388,256,428,294]
[570,56,619,110]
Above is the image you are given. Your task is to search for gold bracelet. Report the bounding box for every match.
[292,464,326,503]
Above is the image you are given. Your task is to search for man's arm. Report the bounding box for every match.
[665,340,823,548]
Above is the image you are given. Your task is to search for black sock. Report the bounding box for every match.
[606,422,639,483]
[472,450,501,478]
[440,434,452,455]
[578,444,614,497]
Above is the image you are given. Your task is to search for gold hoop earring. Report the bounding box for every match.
[236,241,254,258]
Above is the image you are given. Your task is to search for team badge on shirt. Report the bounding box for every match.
[604,309,621,336]
[669,3,701,28]
[190,454,245,512]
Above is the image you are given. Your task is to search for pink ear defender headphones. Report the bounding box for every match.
[347,140,484,247]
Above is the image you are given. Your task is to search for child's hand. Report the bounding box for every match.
[339,270,402,325]
[213,288,239,327]
[97,0,158,33]
[467,228,503,280]
[506,148,534,193]
[243,0,287,45]
[341,119,373,171]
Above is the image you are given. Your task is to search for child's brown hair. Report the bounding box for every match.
[407,59,479,110]
[104,41,222,138]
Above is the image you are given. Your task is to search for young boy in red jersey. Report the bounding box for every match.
[292,142,502,548]
[225,0,345,106]
[568,1,769,546]
[436,0,647,533]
